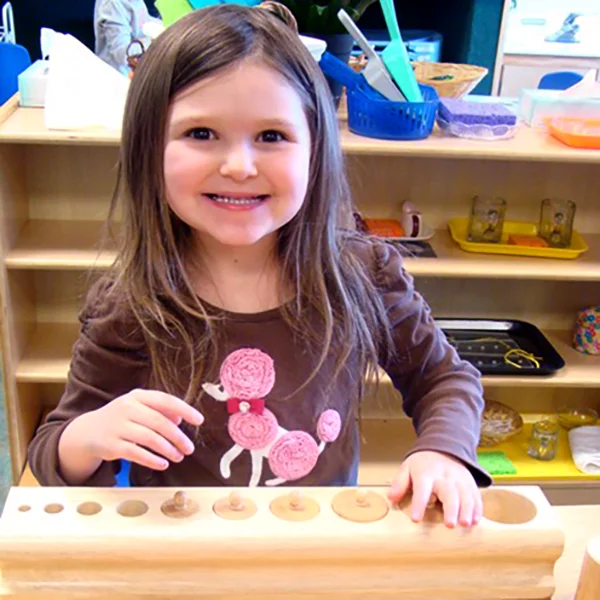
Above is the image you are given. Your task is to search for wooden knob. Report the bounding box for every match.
[229,492,243,511]
[289,492,304,511]
[161,490,199,519]
[356,489,369,507]
[270,492,320,521]
[213,492,257,521]
[174,491,187,508]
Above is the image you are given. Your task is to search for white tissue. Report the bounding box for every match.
[568,425,600,474]
[43,28,129,131]
[40,27,53,60]
[142,21,166,40]
[559,70,600,100]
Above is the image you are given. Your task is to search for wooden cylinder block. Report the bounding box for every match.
[0,485,565,599]
[575,536,600,600]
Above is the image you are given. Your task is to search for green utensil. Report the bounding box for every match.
[379,0,422,102]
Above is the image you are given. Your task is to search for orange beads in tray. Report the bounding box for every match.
[546,117,600,149]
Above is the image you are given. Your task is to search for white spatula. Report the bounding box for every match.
[337,9,406,102]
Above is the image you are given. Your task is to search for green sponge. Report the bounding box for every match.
[477,451,517,475]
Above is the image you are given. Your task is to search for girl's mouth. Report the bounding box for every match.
[204,194,270,206]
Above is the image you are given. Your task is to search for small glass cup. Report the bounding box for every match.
[527,419,559,461]
[467,195,507,244]
[538,198,576,248]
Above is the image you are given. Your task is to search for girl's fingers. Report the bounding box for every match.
[136,390,204,426]
[129,401,196,457]
[121,421,186,464]
[434,478,460,528]
[409,476,434,522]
[456,481,476,527]
[116,440,170,471]
[387,464,411,503]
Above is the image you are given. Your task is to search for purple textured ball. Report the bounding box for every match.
[439,98,517,126]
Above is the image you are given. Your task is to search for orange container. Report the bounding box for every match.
[546,117,600,149]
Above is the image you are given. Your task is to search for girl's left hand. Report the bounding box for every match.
[387,450,482,529]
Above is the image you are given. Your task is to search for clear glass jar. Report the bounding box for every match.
[467,195,507,244]
[538,198,576,248]
[527,419,559,461]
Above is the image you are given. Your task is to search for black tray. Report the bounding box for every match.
[434,318,566,376]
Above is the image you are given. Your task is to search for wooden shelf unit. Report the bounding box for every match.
[6,218,600,281]
[1,104,599,500]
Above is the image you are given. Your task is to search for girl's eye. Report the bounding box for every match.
[260,130,285,143]
[185,128,214,141]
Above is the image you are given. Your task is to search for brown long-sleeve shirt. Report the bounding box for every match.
[27,237,492,489]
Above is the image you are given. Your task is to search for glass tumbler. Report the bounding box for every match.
[538,198,576,248]
[527,419,559,461]
[467,195,507,244]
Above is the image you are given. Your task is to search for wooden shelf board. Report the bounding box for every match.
[6,220,600,281]
[404,229,600,281]
[377,328,600,389]
[358,417,600,486]
[15,323,600,390]
[15,323,78,383]
[2,107,600,164]
[0,107,120,146]
[19,415,599,487]
[5,219,116,270]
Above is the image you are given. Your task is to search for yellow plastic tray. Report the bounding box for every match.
[479,415,600,482]
[448,218,588,259]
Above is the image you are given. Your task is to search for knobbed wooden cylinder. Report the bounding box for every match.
[0,485,565,599]
[575,536,600,600]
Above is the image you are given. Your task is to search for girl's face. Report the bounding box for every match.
[164,60,312,253]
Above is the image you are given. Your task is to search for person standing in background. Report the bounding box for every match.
[94,0,162,74]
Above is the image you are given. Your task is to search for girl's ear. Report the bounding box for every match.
[256,1,299,33]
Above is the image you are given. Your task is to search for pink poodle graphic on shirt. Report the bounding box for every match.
[202,348,341,487]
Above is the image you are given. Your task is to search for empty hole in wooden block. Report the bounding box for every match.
[482,489,537,524]
[117,500,148,518]
[17,505,31,513]
[77,502,103,516]
[44,503,64,514]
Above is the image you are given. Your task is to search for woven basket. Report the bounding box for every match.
[479,400,523,448]
[412,62,488,98]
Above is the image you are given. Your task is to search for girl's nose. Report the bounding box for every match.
[219,143,258,180]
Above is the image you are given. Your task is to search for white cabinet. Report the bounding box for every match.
[498,64,597,97]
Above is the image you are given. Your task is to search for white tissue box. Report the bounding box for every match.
[18,60,49,107]
[519,88,600,128]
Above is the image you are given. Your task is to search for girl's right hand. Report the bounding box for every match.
[68,389,204,471]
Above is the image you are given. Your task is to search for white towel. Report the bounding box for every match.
[569,426,600,474]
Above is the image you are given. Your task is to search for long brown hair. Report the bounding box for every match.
[106,4,392,411]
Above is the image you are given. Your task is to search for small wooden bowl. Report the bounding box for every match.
[412,62,488,98]
[479,400,523,447]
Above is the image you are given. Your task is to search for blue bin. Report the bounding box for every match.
[346,82,439,141]
[0,42,31,106]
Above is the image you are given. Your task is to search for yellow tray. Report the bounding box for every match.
[448,218,588,259]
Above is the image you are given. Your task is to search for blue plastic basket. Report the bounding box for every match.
[346,82,439,141]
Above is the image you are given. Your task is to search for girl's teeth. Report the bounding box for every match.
[208,195,265,205]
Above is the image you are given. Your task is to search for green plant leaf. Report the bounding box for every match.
[276,0,377,34]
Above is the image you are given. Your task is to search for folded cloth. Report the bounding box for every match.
[568,425,600,474]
